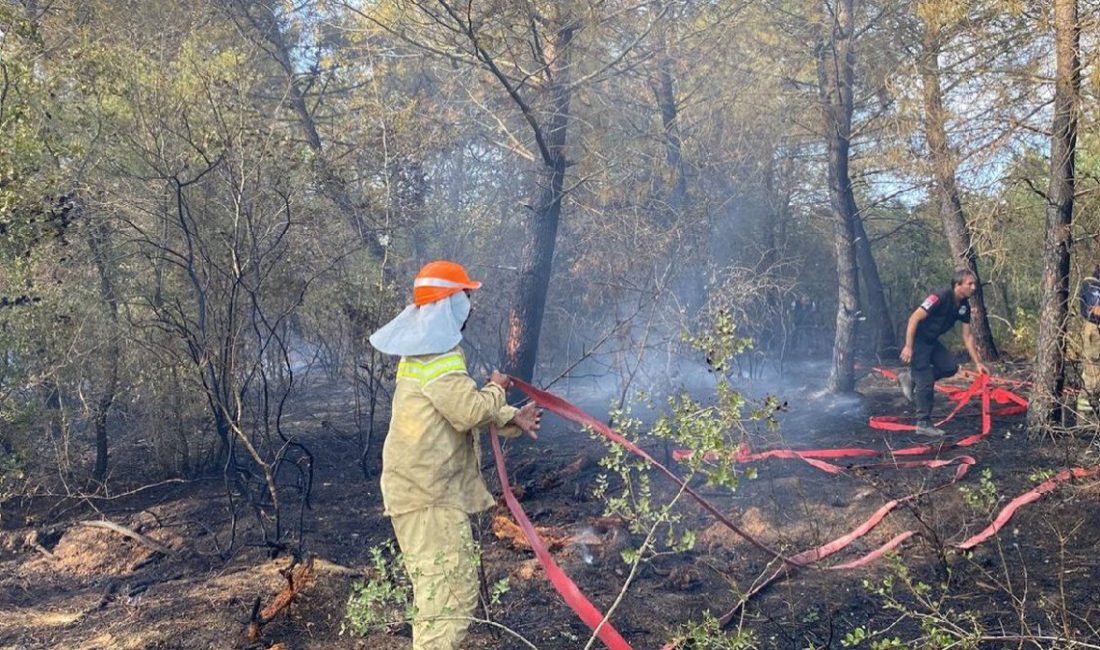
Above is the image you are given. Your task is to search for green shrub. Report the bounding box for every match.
[343,542,414,636]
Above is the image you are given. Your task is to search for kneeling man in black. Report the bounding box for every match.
[897,269,988,437]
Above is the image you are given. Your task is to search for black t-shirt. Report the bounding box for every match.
[916,287,970,341]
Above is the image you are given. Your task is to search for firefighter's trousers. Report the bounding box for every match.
[392,506,480,650]
[1080,321,1100,413]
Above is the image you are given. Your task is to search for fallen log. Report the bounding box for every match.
[76,520,174,556]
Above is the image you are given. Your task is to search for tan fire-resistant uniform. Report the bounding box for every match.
[1080,320,1100,413]
[381,346,519,650]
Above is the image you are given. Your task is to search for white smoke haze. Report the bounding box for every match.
[540,344,865,444]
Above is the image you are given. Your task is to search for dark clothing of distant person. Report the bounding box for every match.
[790,297,818,354]
[1080,276,1100,326]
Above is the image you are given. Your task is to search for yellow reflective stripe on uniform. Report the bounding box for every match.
[420,353,466,384]
[396,360,422,381]
[397,352,466,385]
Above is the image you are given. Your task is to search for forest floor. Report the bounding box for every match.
[2,359,1099,650]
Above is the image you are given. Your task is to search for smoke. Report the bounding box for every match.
[541,350,865,442]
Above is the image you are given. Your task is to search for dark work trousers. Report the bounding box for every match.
[912,338,959,422]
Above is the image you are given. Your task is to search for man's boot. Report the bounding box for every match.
[915,419,945,438]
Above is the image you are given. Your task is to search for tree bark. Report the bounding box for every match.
[649,35,706,318]
[651,56,688,214]
[851,214,895,357]
[920,19,1000,362]
[87,214,120,482]
[817,0,860,393]
[504,19,575,383]
[1029,0,1079,431]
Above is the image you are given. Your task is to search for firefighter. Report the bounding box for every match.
[369,260,541,649]
[1078,265,1100,414]
[896,269,988,437]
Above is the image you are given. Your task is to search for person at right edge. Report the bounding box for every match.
[897,269,988,437]
[1077,265,1100,415]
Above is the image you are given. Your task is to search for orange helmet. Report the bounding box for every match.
[413,260,482,306]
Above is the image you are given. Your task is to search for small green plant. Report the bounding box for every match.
[1027,468,1055,483]
[593,402,696,552]
[848,557,983,650]
[343,542,414,636]
[841,625,868,647]
[670,611,759,649]
[687,310,752,374]
[1005,306,1038,355]
[488,577,510,606]
[958,468,999,516]
[840,623,905,649]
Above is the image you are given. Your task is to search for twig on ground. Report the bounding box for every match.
[246,556,315,643]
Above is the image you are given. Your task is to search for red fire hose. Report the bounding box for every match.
[487,371,1094,649]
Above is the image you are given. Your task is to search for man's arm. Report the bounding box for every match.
[899,307,928,364]
[424,370,513,433]
[960,323,988,374]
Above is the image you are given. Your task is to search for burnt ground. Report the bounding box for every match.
[2,360,1099,650]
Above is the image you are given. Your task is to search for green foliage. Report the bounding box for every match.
[1027,468,1055,483]
[841,626,904,649]
[344,538,495,639]
[848,558,984,650]
[841,626,868,647]
[958,468,999,516]
[343,542,415,636]
[593,311,780,565]
[593,402,695,552]
[488,577,510,606]
[1001,307,1039,358]
[670,612,759,649]
[0,367,48,497]
[0,448,25,522]
[685,311,753,374]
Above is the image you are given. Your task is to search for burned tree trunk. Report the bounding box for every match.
[508,152,569,383]
[852,215,895,358]
[1029,0,1079,431]
[651,56,688,214]
[817,0,860,393]
[503,18,576,383]
[87,213,120,482]
[920,19,999,362]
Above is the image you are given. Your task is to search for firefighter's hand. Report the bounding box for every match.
[974,361,989,375]
[489,370,512,390]
[511,402,542,440]
[899,345,913,364]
